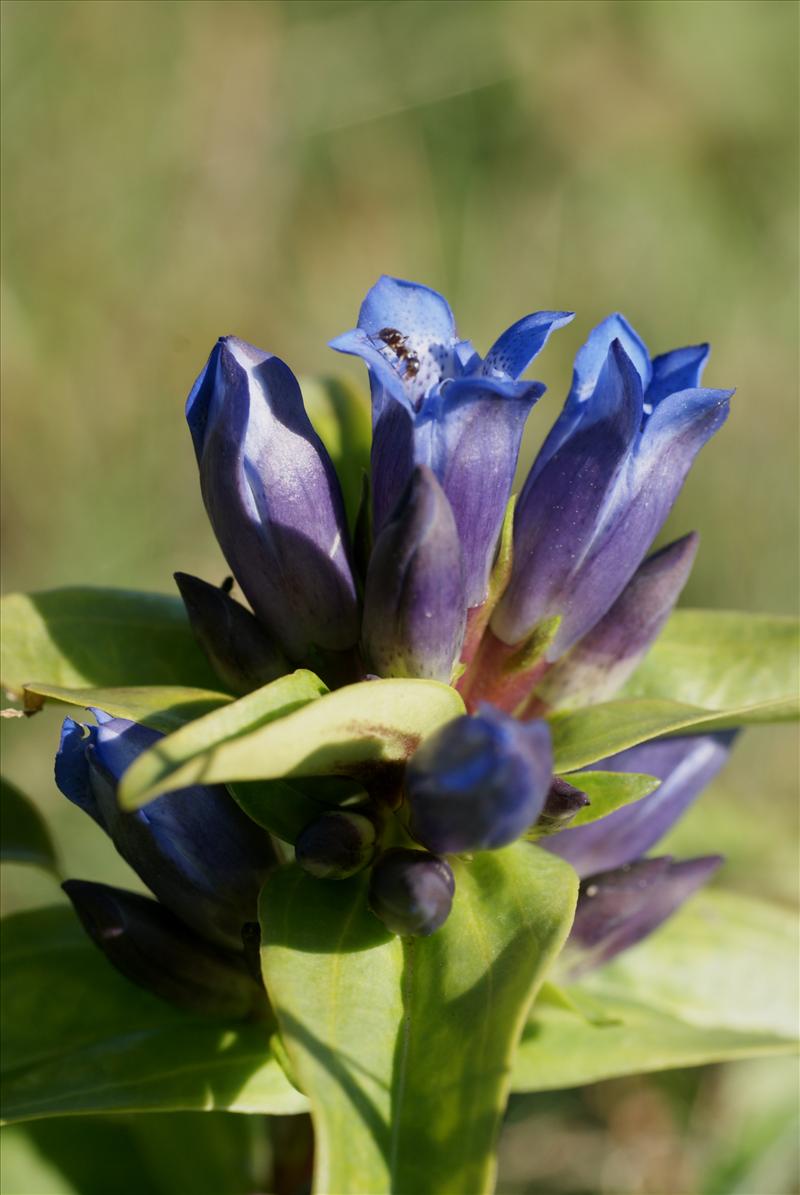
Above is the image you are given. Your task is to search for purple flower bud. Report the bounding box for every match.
[295,810,378,880]
[55,713,275,951]
[527,532,699,714]
[362,465,466,682]
[534,777,590,836]
[492,319,731,656]
[545,733,735,877]
[368,848,455,937]
[405,705,552,853]
[63,880,266,1018]
[566,855,722,976]
[186,336,359,662]
[331,277,572,608]
[174,572,288,695]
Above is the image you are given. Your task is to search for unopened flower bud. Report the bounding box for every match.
[295,810,378,880]
[534,777,590,836]
[186,336,359,661]
[174,572,288,695]
[368,848,454,937]
[63,880,267,1018]
[405,705,552,853]
[566,854,723,976]
[362,465,466,682]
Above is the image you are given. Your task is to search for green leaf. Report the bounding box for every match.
[1,588,220,698]
[260,845,578,1195]
[120,677,465,810]
[19,683,231,732]
[302,375,372,528]
[0,1112,260,1195]
[513,890,798,1092]
[550,694,797,774]
[115,670,329,808]
[622,609,800,712]
[1,778,59,874]
[0,906,308,1124]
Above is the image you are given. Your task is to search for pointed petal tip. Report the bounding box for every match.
[218,335,272,370]
[327,328,362,354]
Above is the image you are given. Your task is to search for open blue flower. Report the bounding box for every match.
[491,315,732,656]
[331,276,573,608]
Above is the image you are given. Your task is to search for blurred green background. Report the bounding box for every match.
[1,1,798,1192]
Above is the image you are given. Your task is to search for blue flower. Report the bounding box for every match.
[331,276,573,609]
[55,711,275,951]
[186,336,359,665]
[490,316,732,657]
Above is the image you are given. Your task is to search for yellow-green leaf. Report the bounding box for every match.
[120,677,464,810]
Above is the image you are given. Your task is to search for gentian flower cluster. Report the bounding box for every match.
[59,276,734,1005]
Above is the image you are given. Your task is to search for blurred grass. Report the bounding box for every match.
[1,2,798,1193]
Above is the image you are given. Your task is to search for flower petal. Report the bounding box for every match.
[370,398,416,532]
[328,327,410,418]
[362,466,466,682]
[528,314,651,484]
[481,310,574,380]
[646,344,710,409]
[331,276,459,409]
[54,718,102,826]
[425,376,546,607]
[358,275,457,352]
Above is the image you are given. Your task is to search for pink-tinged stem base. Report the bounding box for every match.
[457,627,551,715]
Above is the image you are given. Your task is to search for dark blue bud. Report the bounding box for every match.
[533,777,590,836]
[55,714,276,951]
[62,880,267,1018]
[362,465,466,682]
[405,705,552,853]
[566,854,722,976]
[368,848,455,937]
[174,572,288,695]
[295,810,378,880]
